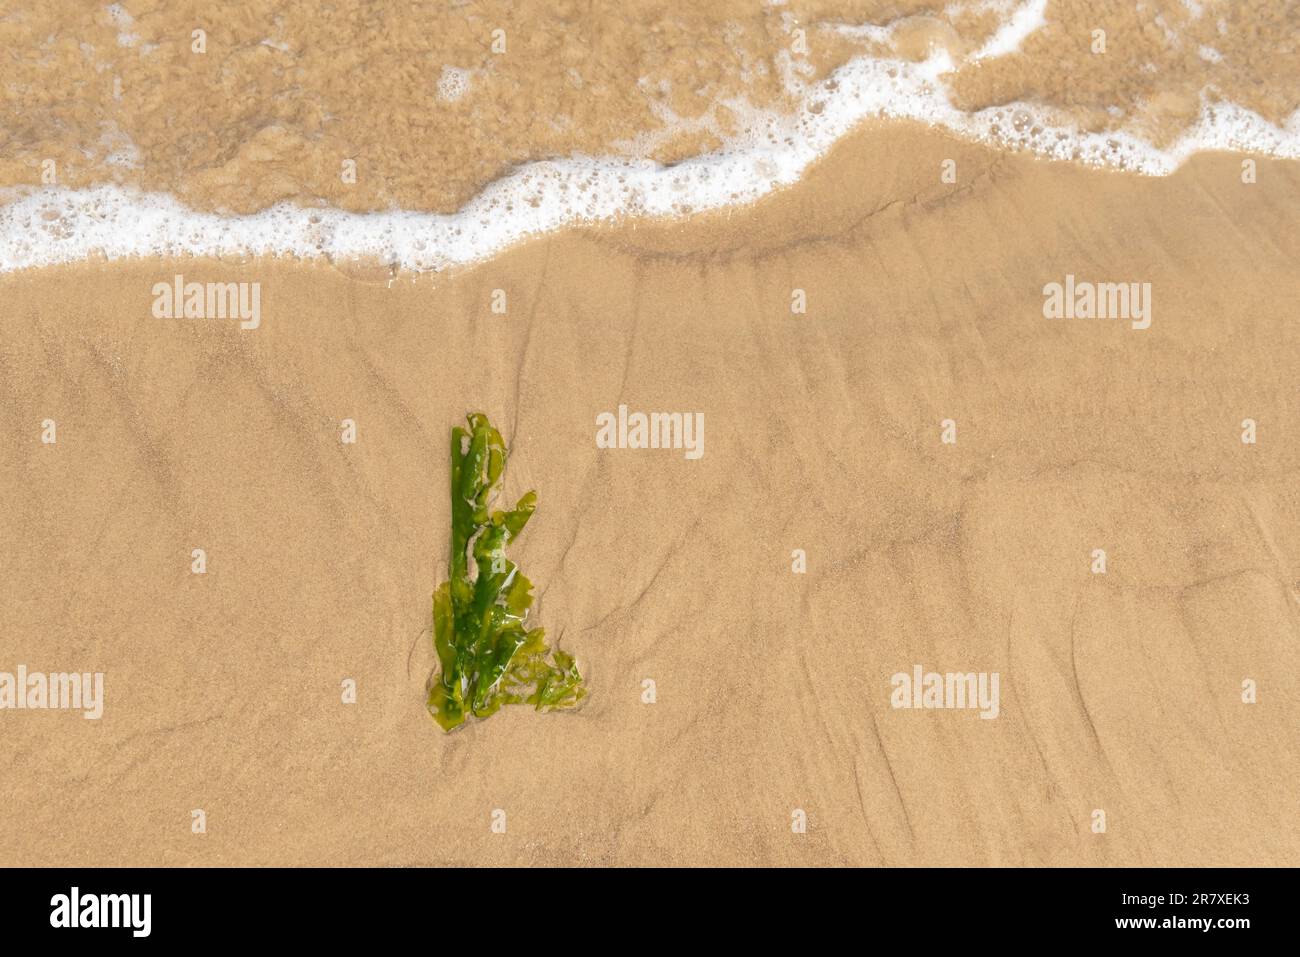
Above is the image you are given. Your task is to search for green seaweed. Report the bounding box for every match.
[427,413,585,732]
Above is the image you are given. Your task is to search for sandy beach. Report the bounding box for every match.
[2,113,1297,865]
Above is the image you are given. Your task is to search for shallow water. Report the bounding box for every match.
[1,0,1296,271]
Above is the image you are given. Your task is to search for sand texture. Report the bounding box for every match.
[2,125,1297,866]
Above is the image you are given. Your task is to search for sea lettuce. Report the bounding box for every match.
[427,413,585,731]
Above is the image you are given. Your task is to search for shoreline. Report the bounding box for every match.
[6,0,1300,219]
[5,97,1300,274]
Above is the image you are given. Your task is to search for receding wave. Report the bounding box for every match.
[2,0,1297,273]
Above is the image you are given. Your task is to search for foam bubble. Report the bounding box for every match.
[105,3,139,48]
[437,67,471,103]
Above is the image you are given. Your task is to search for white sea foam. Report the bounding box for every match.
[105,3,139,48]
[437,66,471,103]
[2,43,1298,273]
[970,0,1047,61]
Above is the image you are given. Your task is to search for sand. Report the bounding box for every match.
[2,122,1297,866]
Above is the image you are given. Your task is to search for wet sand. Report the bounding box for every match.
[1,124,1297,865]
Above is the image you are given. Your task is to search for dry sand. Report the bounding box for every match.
[1,123,1297,866]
